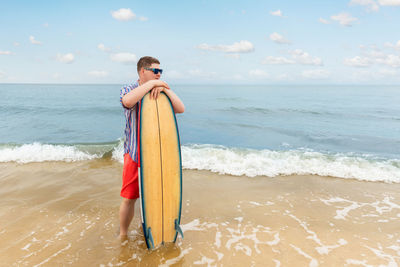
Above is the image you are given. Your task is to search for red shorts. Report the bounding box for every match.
[120,154,139,199]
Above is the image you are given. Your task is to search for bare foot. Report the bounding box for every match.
[119,234,129,246]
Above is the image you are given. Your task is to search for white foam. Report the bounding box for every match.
[249,201,262,206]
[193,255,215,265]
[33,243,71,267]
[335,202,365,220]
[321,196,400,221]
[288,213,347,255]
[234,243,252,256]
[215,231,222,248]
[182,144,400,183]
[0,143,99,163]
[21,243,31,251]
[267,233,281,246]
[2,142,400,183]
[111,139,125,163]
[215,251,224,261]
[181,219,204,232]
[366,245,399,267]
[159,248,192,267]
[290,244,319,267]
[345,259,373,266]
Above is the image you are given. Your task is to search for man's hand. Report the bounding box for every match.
[150,86,168,100]
[147,80,170,100]
[149,80,170,90]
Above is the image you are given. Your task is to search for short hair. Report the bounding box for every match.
[137,56,160,73]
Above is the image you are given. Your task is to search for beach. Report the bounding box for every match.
[1,160,399,266]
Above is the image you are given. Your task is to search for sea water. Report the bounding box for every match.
[1,83,399,182]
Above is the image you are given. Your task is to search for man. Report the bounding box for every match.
[119,56,185,238]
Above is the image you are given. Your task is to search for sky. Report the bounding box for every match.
[1,0,400,84]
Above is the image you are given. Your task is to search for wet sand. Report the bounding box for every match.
[1,160,400,266]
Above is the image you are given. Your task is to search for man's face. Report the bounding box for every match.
[141,63,161,83]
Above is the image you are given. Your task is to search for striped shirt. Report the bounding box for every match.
[120,81,139,162]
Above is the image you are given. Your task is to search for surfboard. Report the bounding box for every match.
[137,91,183,249]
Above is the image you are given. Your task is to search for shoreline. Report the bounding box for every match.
[1,161,400,266]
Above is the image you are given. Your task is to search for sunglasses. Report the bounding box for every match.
[145,67,163,75]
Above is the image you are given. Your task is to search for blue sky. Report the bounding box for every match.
[1,0,400,84]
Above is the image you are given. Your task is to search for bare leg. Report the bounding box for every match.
[119,198,137,237]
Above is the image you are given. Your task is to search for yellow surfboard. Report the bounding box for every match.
[138,92,183,249]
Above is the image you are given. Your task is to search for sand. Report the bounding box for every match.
[1,160,400,266]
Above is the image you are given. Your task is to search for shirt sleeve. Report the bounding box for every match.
[120,86,128,104]
[120,83,140,109]
[120,85,133,109]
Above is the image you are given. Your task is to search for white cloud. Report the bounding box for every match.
[349,0,380,11]
[345,43,400,68]
[111,8,136,21]
[263,50,322,65]
[138,16,148,21]
[0,70,5,78]
[232,74,245,80]
[364,50,386,59]
[378,0,400,6]
[378,69,397,76]
[384,40,400,50]
[29,35,42,45]
[110,52,137,64]
[270,10,283,17]
[14,42,20,47]
[262,56,295,64]
[302,69,330,79]
[350,68,400,82]
[56,53,75,64]
[164,70,184,79]
[319,18,330,24]
[0,51,13,55]
[269,32,291,44]
[197,40,254,53]
[249,69,269,78]
[98,43,112,53]
[276,73,290,81]
[344,56,372,67]
[88,70,108,77]
[225,54,241,59]
[376,54,400,67]
[187,69,203,76]
[163,68,217,80]
[187,69,217,78]
[331,12,358,26]
[43,22,49,27]
[289,49,323,65]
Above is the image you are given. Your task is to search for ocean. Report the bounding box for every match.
[1,83,399,182]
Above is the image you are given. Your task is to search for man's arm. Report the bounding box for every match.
[162,88,185,114]
[150,86,185,114]
[122,80,170,109]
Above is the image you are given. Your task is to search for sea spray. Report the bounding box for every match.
[0,143,99,163]
[1,142,399,183]
[181,144,400,183]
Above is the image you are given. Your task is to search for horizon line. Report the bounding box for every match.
[1,82,400,86]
